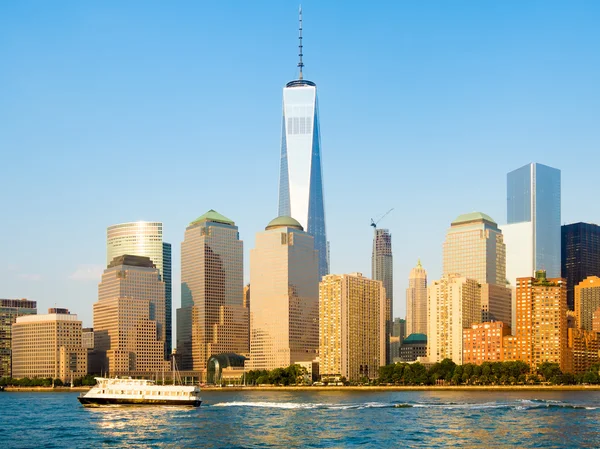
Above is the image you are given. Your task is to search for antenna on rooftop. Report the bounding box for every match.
[298,5,304,79]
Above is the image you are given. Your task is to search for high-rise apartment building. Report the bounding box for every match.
[443,212,511,325]
[511,272,567,371]
[0,299,37,377]
[406,260,427,336]
[463,321,510,365]
[562,223,600,310]
[107,221,173,356]
[249,216,319,370]
[177,210,247,371]
[574,276,600,331]
[566,327,600,374]
[372,228,393,363]
[501,163,561,286]
[12,309,87,382]
[94,255,167,374]
[319,273,386,381]
[277,9,329,278]
[427,274,481,364]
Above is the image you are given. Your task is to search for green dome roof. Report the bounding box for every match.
[451,212,496,226]
[266,216,303,231]
[403,333,427,344]
[190,209,234,226]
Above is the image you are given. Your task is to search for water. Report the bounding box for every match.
[1,390,600,448]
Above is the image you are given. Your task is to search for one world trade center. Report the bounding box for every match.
[278,7,329,278]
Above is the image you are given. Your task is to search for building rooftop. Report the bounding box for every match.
[403,333,427,344]
[265,216,304,231]
[190,209,235,226]
[108,255,156,269]
[451,212,496,226]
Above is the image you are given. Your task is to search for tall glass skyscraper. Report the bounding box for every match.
[106,221,172,357]
[278,8,329,278]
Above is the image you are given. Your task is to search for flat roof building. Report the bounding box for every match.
[0,299,37,377]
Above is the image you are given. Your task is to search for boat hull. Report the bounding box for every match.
[78,397,201,407]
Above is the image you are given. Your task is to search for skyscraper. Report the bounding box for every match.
[561,222,600,310]
[372,228,393,363]
[249,216,319,370]
[177,210,247,371]
[443,212,511,326]
[277,8,328,278]
[319,273,386,381]
[406,260,427,336]
[107,221,172,356]
[501,163,561,286]
[94,255,167,374]
[427,274,481,364]
[0,299,37,377]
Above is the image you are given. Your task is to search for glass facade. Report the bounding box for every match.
[278,80,329,278]
[106,222,172,357]
[506,163,561,278]
[0,299,37,377]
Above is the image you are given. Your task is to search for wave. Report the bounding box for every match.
[211,399,598,411]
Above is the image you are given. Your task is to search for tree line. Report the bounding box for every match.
[244,365,310,386]
[378,359,600,386]
[0,374,97,387]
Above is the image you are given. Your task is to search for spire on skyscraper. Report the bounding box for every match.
[298,5,304,80]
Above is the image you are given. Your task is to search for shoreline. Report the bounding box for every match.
[5,385,600,392]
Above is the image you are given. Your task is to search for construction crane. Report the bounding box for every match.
[370,208,394,229]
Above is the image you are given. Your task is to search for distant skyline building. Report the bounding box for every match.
[406,260,427,337]
[501,162,561,285]
[177,210,247,371]
[94,255,167,374]
[561,222,600,310]
[249,216,319,371]
[427,274,481,364]
[390,318,406,362]
[107,221,172,357]
[12,309,87,382]
[372,228,393,363]
[443,212,511,326]
[319,273,386,381]
[398,333,427,363]
[0,299,37,377]
[277,8,329,278]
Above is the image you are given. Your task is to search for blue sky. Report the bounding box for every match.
[1,1,599,327]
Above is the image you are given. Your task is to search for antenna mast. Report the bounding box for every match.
[298,5,304,80]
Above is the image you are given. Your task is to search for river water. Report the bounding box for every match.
[1,389,599,448]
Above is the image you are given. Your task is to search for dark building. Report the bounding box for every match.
[561,223,600,310]
[399,333,427,362]
[0,299,37,377]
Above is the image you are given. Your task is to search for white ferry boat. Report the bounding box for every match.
[78,377,202,407]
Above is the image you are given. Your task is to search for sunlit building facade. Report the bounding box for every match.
[406,260,427,336]
[177,210,247,371]
[319,273,386,381]
[443,212,511,326]
[12,309,87,382]
[249,216,319,370]
[94,255,167,374]
[574,276,600,331]
[107,221,172,356]
[0,299,37,377]
[463,321,510,365]
[427,274,481,364]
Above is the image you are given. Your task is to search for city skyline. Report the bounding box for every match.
[2,2,600,328]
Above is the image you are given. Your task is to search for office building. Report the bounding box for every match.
[177,210,247,371]
[501,162,561,284]
[427,274,481,364]
[566,328,600,374]
[82,328,94,349]
[249,216,319,370]
[406,260,427,337]
[398,334,427,362]
[562,223,600,310]
[107,221,173,356]
[443,212,511,326]
[277,9,329,278]
[11,309,87,382]
[463,321,510,365]
[372,228,393,363]
[574,276,600,331]
[510,272,567,371]
[319,273,386,381]
[0,299,37,377]
[94,255,167,374]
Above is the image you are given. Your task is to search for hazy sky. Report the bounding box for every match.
[1,1,599,327]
